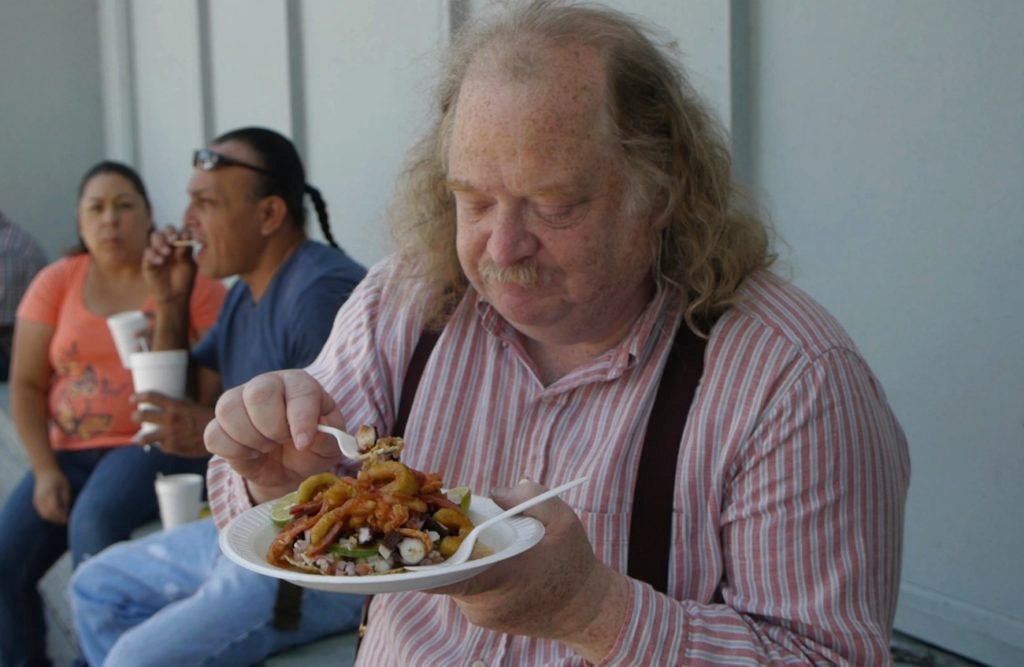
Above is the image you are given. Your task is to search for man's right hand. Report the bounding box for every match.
[143,227,197,306]
[204,369,346,504]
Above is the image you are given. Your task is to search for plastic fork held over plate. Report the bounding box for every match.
[315,424,363,460]
[406,475,591,571]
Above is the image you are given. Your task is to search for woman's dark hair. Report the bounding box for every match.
[211,127,340,249]
[78,161,152,210]
[68,160,153,255]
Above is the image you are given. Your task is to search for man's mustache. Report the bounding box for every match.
[478,261,544,287]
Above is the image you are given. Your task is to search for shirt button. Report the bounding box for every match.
[470,661,486,667]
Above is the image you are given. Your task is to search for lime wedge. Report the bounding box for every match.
[446,486,472,512]
[270,491,299,527]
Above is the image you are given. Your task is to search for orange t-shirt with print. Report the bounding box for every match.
[16,254,226,451]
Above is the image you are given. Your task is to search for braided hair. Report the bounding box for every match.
[303,183,340,249]
[211,127,340,249]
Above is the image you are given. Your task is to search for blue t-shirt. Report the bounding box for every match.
[191,240,366,390]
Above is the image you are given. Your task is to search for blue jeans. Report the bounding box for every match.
[0,446,209,667]
[70,517,363,667]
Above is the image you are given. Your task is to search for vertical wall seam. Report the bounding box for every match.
[124,0,139,165]
[196,0,215,139]
[729,0,756,190]
[286,0,308,158]
[448,0,470,38]
[98,0,139,163]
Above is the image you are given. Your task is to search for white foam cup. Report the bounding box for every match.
[107,310,150,369]
[154,473,204,530]
[129,349,188,437]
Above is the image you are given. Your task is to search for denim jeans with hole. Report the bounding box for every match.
[70,518,362,667]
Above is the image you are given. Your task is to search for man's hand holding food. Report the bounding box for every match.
[205,369,347,504]
[428,478,630,663]
[142,227,198,307]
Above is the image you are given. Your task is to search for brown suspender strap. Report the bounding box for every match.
[627,318,707,593]
[394,330,441,437]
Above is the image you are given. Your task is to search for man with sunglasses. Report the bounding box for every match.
[69,127,367,667]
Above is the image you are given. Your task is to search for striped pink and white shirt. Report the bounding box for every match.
[209,258,909,666]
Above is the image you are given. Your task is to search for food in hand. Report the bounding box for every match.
[266,428,477,575]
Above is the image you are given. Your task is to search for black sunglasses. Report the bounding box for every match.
[192,148,275,179]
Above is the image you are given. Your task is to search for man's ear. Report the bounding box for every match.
[258,195,288,236]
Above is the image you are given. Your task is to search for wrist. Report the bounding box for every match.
[31,459,62,478]
[557,563,630,662]
[245,479,296,505]
[153,294,190,310]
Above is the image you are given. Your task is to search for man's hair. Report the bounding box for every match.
[389,1,774,333]
[212,126,340,249]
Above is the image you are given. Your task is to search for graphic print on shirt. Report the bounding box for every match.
[52,343,129,440]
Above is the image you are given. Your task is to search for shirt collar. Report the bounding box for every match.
[470,285,685,382]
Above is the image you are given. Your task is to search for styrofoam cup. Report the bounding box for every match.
[107,310,150,369]
[154,473,204,530]
[130,349,188,437]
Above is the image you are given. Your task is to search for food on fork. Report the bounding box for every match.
[266,427,481,575]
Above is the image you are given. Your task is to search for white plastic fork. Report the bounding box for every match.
[405,475,590,570]
[315,424,363,460]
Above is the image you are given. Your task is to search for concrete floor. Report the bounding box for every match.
[893,632,988,667]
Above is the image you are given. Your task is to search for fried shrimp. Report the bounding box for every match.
[321,477,359,507]
[267,514,320,567]
[360,460,420,496]
[305,497,375,556]
[266,428,477,576]
[295,472,341,504]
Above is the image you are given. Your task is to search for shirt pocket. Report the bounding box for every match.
[574,506,632,572]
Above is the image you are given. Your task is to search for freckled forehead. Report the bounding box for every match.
[449,45,613,180]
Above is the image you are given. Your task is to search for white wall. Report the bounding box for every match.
[742,2,1024,664]
[129,1,206,227]
[0,0,105,259]
[300,0,451,265]
[207,0,293,135]
[603,0,731,126]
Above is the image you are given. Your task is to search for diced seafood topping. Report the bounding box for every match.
[266,429,473,576]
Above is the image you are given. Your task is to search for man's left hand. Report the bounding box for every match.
[427,480,629,661]
[132,390,214,457]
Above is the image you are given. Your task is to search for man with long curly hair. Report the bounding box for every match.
[205,3,909,665]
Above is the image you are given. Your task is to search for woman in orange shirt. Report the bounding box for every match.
[0,161,226,667]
